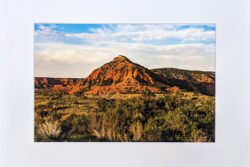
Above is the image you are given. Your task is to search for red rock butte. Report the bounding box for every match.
[81,55,167,95]
[35,55,215,96]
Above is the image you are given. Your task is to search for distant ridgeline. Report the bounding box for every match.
[35,55,215,96]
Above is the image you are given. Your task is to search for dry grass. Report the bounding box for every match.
[37,119,61,140]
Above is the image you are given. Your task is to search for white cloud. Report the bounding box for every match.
[35,43,113,64]
[34,42,215,77]
[34,24,62,38]
[65,24,215,43]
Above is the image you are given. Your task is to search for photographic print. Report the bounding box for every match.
[34,24,215,142]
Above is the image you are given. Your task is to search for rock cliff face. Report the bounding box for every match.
[81,55,167,95]
[35,78,79,88]
[35,55,215,96]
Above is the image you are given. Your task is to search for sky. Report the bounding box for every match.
[34,24,216,78]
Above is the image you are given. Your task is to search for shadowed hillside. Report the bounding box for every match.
[151,68,215,96]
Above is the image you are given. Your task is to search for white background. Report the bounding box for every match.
[0,0,250,167]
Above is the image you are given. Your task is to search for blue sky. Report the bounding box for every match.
[35,24,104,34]
[34,24,215,77]
[34,23,215,33]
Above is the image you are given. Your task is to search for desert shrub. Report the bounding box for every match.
[97,98,115,112]
[143,118,163,141]
[51,111,62,120]
[73,89,85,97]
[57,113,98,141]
[191,96,198,100]
[61,118,73,136]
[36,119,62,141]
[129,120,143,141]
[73,115,91,133]
[156,98,165,109]
[35,89,215,142]
[142,90,156,97]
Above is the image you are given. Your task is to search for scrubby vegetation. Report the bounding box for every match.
[35,89,215,142]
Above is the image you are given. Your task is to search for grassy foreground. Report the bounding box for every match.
[35,89,215,142]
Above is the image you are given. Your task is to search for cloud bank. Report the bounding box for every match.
[34,24,215,78]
